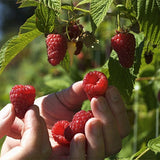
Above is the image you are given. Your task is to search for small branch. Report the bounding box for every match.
[135,148,150,160]
[136,77,160,81]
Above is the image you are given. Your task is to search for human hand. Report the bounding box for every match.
[34,81,131,160]
[0,104,52,160]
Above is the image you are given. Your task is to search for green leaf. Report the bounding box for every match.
[148,136,160,153]
[76,0,91,7]
[156,0,160,9]
[0,15,42,74]
[136,0,160,46]
[19,14,37,34]
[60,51,70,72]
[18,0,38,8]
[39,0,61,13]
[90,0,113,28]
[108,54,136,101]
[35,3,55,34]
[0,31,42,74]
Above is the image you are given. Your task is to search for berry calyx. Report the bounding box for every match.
[82,71,108,100]
[111,30,136,68]
[10,85,36,119]
[46,34,67,66]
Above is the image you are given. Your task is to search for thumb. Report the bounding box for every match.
[0,104,15,139]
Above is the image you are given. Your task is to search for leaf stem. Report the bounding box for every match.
[117,12,120,31]
[135,148,150,160]
[73,7,90,13]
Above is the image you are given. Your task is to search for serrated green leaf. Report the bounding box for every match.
[0,14,42,74]
[90,0,113,28]
[136,0,160,46]
[156,0,160,9]
[19,14,37,34]
[0,30,42,74]
[148,136,160,153]
[18,0,38,8]
[35,3,55,34]
[39,0,61,13]
[76,0,91,7]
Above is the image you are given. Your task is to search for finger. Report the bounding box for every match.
[91,97,122,156]
[69,133,86,160]
[21,105,52,159]
[53,81,87,110]
[85,118,105,160]
[105,86,131,138]
[0,104,15,139]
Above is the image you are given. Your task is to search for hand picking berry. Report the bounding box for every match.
[51,120,70,145]
[111,30,136,68]
[46,34,67,66]
[64,110,94,142]
[10,85,36,119]
[82,71,108,100]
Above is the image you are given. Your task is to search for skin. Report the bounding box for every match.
[0,81,130,160]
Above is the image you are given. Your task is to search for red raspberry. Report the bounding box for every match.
[111,31,136,68]
[64,110,93,141]
[68,22,83,40]
[74,40,83,55]
[10,85,36,119]
[51,120,70,145]
[82,71,108,100]
[46,34,67,66]
[144,50,153,64]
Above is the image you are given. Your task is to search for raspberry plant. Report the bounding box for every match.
[0,0,160,159]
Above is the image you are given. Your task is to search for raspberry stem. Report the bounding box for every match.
[117,12,121,31]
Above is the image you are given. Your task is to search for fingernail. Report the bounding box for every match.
[92,97,107,112]
[107,87,120,102]
[0,104,11,120]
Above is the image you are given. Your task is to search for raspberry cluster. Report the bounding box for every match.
[51,71,108,145]
[51,110,93,145]
[46,21,84,66]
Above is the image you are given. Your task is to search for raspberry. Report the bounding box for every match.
[51,120,70,145]
[68,22,83,40]
[64,110,93,141]
[46,34,67,66]
[10,85,36,119]
[144,50,153,64]
[74,40,83,55]
[82,71,108,100]
[111,31,136,68]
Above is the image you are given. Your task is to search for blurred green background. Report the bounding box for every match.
[0,0,160,159]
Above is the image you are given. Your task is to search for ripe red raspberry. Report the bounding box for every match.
[74,40,83,55]
[111,31,136,68]
[10,85,36,119]
[68,22,83,40]
[64,110,93,141]
[51,120,70,145]
[46,34,67,66]
[82,71,108,100]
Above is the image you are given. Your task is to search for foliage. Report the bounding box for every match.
[0,0,160,159]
